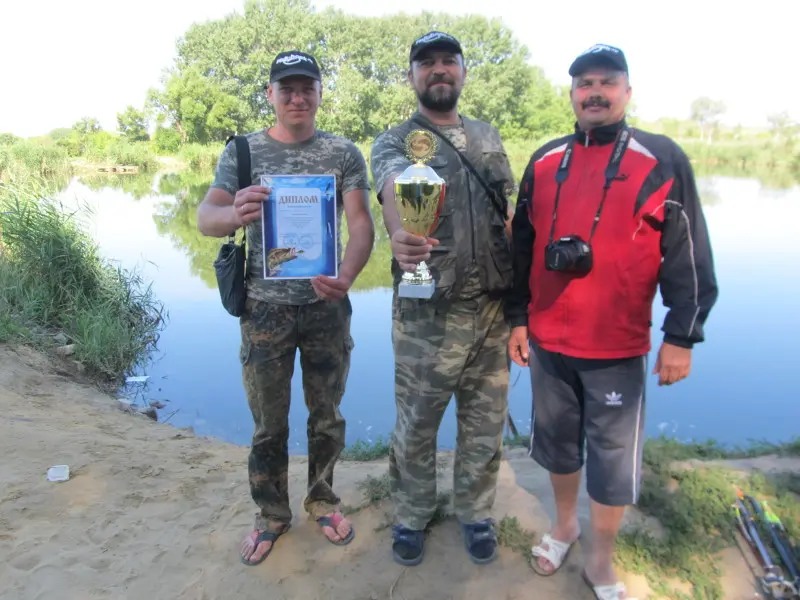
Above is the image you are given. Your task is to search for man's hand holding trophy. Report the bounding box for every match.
[391,129,446,300]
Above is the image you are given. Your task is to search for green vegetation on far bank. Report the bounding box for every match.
[3,0,800,182]
[0,170,167,384]
[343,434,800,599]
[3,116,800,197]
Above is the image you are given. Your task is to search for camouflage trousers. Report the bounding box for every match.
[389,293,510,531]
[239,295,354,529]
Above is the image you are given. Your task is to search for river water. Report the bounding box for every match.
[55,168,800,453]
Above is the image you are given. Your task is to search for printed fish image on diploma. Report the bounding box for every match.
[266,247,304,276]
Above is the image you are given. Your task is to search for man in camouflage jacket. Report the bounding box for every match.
[370,31,516,567]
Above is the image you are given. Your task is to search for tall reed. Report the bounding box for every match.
[0,175,167,380]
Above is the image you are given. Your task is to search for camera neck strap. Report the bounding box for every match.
[546,125,632,245]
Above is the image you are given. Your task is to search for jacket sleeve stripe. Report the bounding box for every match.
[665,199,701,337]
[658,144,719,348]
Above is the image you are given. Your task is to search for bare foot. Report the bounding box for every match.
[583,553,619,589]
[239,524,288,565]
[534,521,580,574]
[318,511,352,544]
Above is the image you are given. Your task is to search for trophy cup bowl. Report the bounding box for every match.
[393,134,446,300]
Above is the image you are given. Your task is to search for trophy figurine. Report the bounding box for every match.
[393,129,446,299]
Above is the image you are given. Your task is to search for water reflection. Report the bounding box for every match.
[58,169,800,451]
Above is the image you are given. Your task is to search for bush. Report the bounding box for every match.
[0,176,167,380]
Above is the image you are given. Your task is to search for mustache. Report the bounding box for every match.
[426,74,454,86]
[582,96,610,109]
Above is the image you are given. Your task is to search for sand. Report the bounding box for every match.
[0,343,783,600]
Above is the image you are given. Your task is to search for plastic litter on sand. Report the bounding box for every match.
[47,465,70,482]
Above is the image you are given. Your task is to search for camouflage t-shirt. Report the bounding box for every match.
[211,129,370,305]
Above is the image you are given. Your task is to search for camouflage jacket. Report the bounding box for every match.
[370,112,516,303]
[211,128,370,305]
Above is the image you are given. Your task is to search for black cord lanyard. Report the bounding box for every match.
[546,126,632,245]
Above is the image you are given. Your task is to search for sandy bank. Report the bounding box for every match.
[0,343,783,599]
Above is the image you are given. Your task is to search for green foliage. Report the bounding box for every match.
[72,117,101,135]
[153,126,182,154]
[615,436,800,599]
[117,105,150,142]
[145,0,573,144]
[0,133,21,146]
[178,143,221,170]
[0,176,167,381]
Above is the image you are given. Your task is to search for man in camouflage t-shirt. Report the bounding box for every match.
[369,32,516,567]
[197,50,375,567]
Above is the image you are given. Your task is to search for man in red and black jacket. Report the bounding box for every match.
[506,44,718,598]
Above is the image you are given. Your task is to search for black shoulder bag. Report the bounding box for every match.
[410,115,509,221]
[213,135,251,317]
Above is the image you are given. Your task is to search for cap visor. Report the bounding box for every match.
[569,55,625,76]
[412,41,461,60]
[271,68,320,82]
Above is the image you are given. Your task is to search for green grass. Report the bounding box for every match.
[83,139,160,170]
[503,433,800,598]
[497,515,537,560]
[0,140,72,182]
[0,175,167,381]
[614,436,800,599]
[340,436,391,461]
[337,434,800,598]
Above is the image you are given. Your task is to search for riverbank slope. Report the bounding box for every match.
[0,342,794,600]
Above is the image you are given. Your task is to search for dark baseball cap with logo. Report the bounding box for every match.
[269,50,322,83]
[409,31,463,63]
[568,43,628,77]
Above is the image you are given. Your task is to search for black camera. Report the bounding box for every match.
[544,235,593,274]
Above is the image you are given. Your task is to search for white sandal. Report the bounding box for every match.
[582,570,638,600]
[529,532,577,576]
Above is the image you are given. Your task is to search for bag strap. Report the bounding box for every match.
[410,115,508,221]
[233,135,251,191]
[225,135,252,244]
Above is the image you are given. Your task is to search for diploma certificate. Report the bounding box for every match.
[260,174,338,280]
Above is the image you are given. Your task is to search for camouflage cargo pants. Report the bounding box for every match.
[239,295,354,529]
[389,293,510,531]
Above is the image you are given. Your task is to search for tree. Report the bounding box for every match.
[767,111,798,145]
[146,0,572,143]
[690,97,726,143]
[72,117,102,134]
[117,106,150,142]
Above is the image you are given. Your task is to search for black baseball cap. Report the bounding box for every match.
[409,31,463,62]
[269,50,321,83]
[568,44,628,77]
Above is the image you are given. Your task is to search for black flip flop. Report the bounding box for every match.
[240,526,290,566]
[317,514,355,546]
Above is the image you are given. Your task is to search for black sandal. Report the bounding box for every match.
[461,518,498,564]
[391,525,425,566]
[240,524,290,566]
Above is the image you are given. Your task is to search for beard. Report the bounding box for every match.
[417,80,460,112]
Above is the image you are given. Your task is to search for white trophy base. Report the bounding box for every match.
[398,279,435,299]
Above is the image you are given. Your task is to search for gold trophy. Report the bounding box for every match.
[393,129,446,299]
